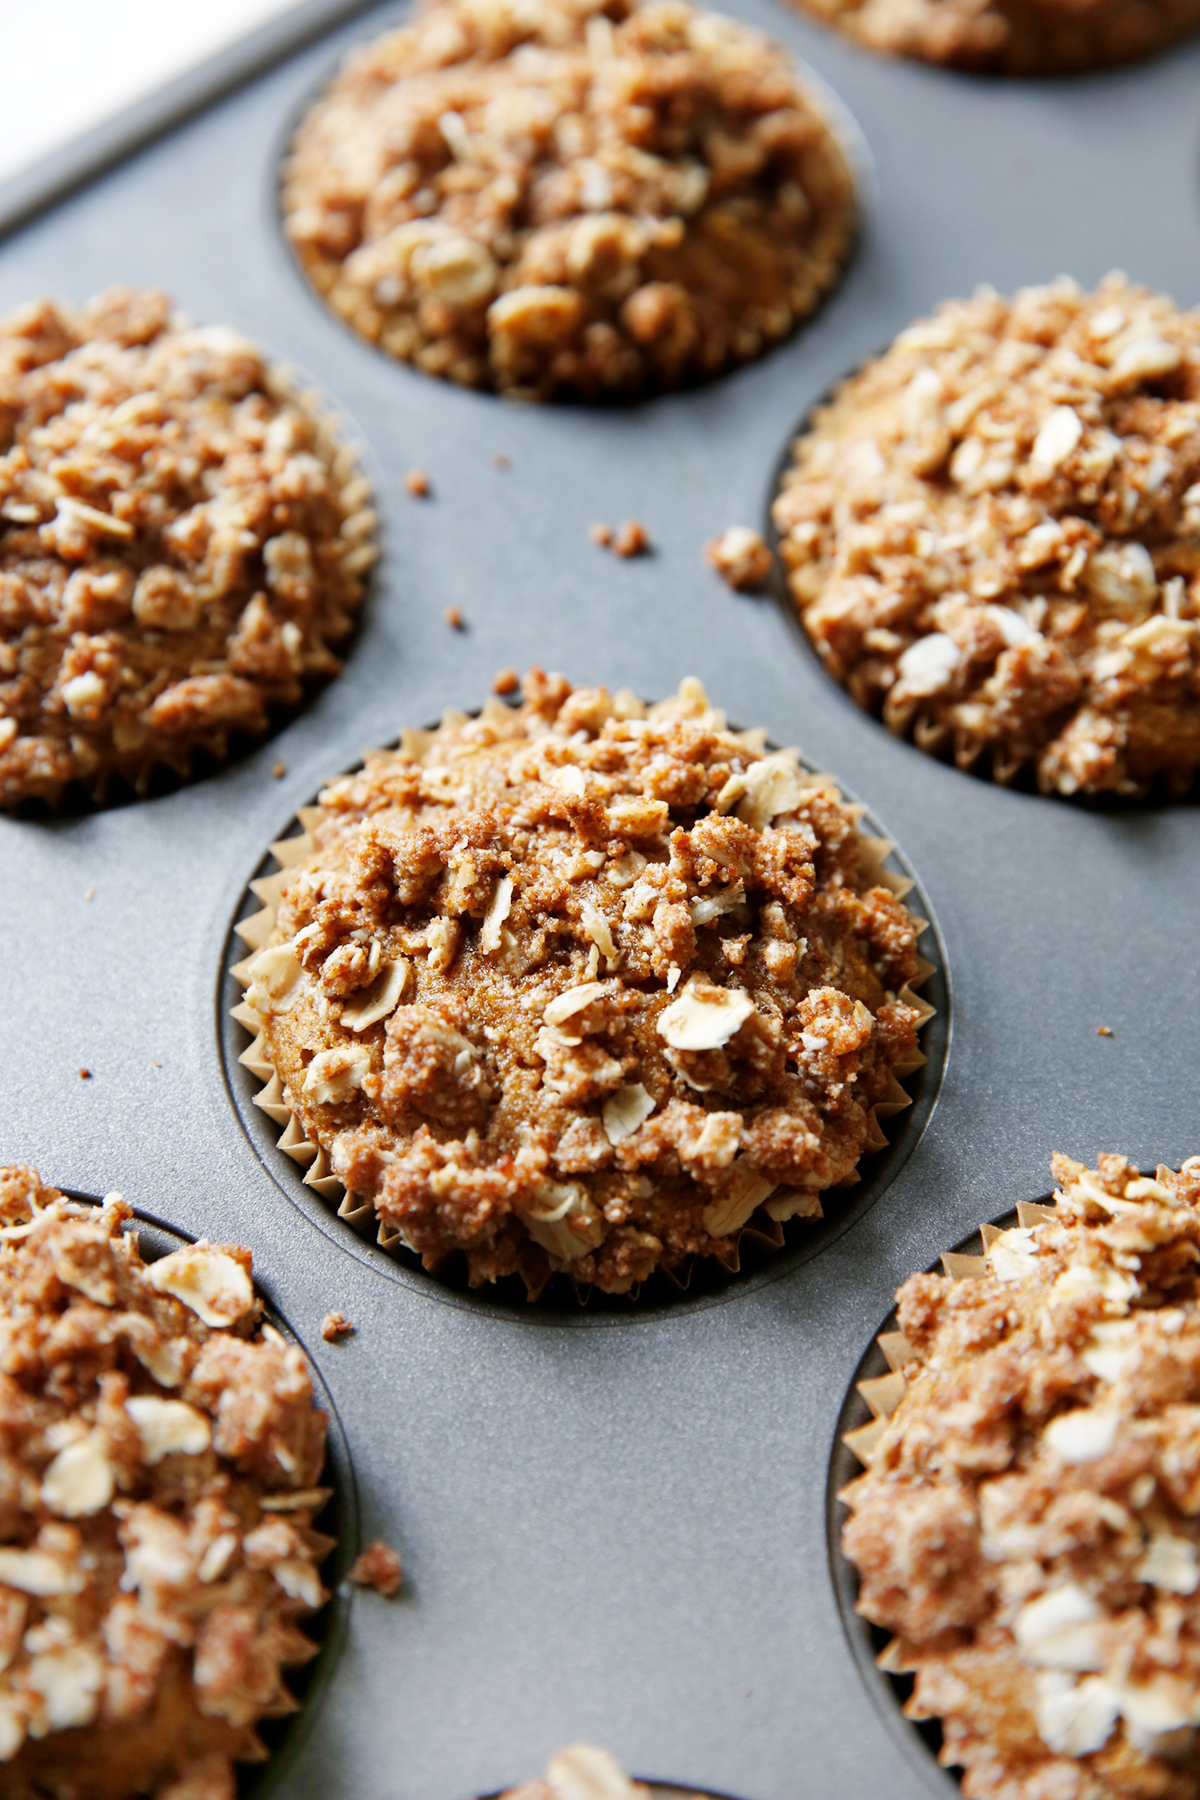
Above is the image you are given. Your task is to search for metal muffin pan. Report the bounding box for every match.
[1,2,1199,1795]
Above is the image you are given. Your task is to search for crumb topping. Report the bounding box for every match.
[774,277,1200,799]
[282,0,855,400]
[0,1168,330,1800]
[0,287,374,809]
[791,0,1200,72]
[842,1152,1200,1799]
[241,671,930,1297]
[706,524,772,591]
[348,1540,402,1596]
[501,1743,652,1800]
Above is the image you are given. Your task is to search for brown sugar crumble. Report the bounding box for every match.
[612,520,650,558]
[501,1744,656,1800]
[348,1540,402,1597]
[271,761,287,780]
[240,672,933,1298]
[320,1310,355,1341]
[842,1152,1200,1798]
[0,1169,331,1798]
[492,667,520,696]
[790,0,1200,72]
[78,1068,92,1080]
[444,606,466,631]
[0,287,375,810]
[1097,1025,1114,1036]
[774,277,1200,800]
[281,0,856,402]
[706,525,773,591]
[403,467,431,498]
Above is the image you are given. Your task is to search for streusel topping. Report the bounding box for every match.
[0,1169,329,1800]
[774,277,1200,799]
[842,1152,1200,1800]
[241,672,929,1297]
[282,0,854,399]
[790,0,1200,72]
[0,287,374,808]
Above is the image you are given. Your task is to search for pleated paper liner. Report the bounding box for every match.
[827,1186,1148,1795]
[11,362,378,816]
[62,1188,359,1800]
[227,703,940,1311]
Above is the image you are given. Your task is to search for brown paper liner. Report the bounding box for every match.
[230,714,939,1288]
[839,1194,1075,1681]
[20,366,377,809]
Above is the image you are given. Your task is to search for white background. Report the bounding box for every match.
[0,0,302,186]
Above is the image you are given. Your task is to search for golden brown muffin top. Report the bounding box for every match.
[842,1151,1200,1800]
[243,671,930,1297]
[0,287,374,808]
[775,276,1200,800]
[0,1169,329,1800]
[282,0,854,398]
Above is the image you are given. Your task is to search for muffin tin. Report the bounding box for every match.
[1,2,1199,1796]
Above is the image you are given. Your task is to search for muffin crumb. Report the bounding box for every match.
[492,667,520,696]
[1096,1024,1114,1035]
[78,1067,92,1080]
[272,761,287,780]
[492,453,511,471]
[403,467,431,498]
[445,606,466,631]
[613,520,651,559]
[707,526,773,591]
[591,523,614,548]
[321,1310,355,1340]
[350,1540,403,1596]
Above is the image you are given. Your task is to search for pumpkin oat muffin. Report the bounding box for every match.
[842,1151,1200,1800]
[775,277,1200,799]
[237,671,932,1298]
[281,0,855,400]
[0,1168,331,1800]
[0,286,375,809]
[790,0,1200,72]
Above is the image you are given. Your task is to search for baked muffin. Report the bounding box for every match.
[841,1151,1200,1799]
[281,0,855,400]
[774,276,1200,799]
[236,671,933,1298]
[500,1744,654,1799]
[790,0,1200,71]
[0,1168,331,1800]
[0,287,375,809]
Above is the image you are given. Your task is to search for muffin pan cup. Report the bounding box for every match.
[1,2,1199,1796]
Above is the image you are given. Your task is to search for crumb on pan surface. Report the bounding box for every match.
[841,1151,1200,1800]
[348,1540,402,1596]
[0,287,375,810]
[500,1743,654,1799]
[0,1168,331,1800]
[281,0,856,401]
[706,524,772,591]
[790,0,1200,70]
[773,276,1200,800]
[238,671,932,1299]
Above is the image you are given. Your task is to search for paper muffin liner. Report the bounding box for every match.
[229,706,938,1295]
[18,359,378,811]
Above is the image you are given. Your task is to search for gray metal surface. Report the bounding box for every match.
[0,5,1198,1797]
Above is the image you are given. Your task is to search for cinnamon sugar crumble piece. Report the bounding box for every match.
[791,0,1200,72]
[842,1152,1200,1798]
[320,1310,355,1341]
[281,0,855,402]
[242,671,931,1298]
[501,1744,655,1800]
[774,276,1200,800]
[706,525,773,591]
[349,1540,402,1596]
[445,606,466,630]
[1097,1025,1114,1036]
[612,520,650,558]
[0,1168,330,1797]
[403,468,431,497]
[0,288,374,810]
[492,667,520,696]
